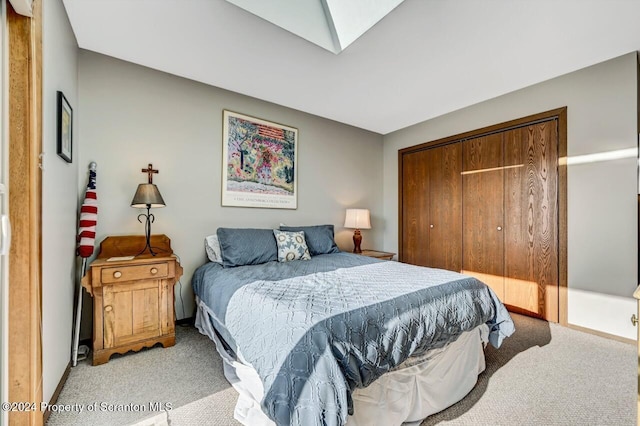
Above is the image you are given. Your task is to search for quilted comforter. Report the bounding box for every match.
[192,252,514,426]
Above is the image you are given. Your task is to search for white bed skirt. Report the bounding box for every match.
[195,299,488,426]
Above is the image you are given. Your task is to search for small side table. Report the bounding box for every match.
[358,249,396,260]
[81,235,183,365]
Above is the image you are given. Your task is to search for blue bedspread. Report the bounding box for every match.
[192,252,514,426]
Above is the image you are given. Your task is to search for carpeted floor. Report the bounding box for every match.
[46,324,230,426]
[47,314,636,426]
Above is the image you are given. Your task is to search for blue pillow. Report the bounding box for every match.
[216,228,277,267]
[279,225,340,256]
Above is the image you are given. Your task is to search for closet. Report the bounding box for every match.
[399,109,566,322]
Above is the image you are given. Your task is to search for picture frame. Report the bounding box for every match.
[57,91,72,163]
[222,110,298,209]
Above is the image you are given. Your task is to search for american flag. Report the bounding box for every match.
[258,124,284,141]
[77,165,97,258]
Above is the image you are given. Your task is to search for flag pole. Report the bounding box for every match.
[72,257,88,367]
[72,162,98,367]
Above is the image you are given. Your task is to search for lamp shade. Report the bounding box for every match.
[131,183,166,208]
[344,208,371,229]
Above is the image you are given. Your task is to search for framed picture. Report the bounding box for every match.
[57,91,72,163]
[222,110,298,209]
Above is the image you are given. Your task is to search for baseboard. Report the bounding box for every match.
[43,362,71,424]
[176,316,195,327]
[567,323,636,345]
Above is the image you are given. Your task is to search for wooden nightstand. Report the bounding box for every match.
[81,235,183,365]
[358,249,396,260]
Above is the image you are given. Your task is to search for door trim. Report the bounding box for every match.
[7,0,43,424]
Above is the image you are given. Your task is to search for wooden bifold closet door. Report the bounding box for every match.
[401,144,461,271]
[461,133,505,299]
[399,111,563,322]
[402,149,430,267]
[502,123,559,321]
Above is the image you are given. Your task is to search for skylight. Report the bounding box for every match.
[225,0,406,54]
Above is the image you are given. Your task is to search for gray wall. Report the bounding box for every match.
[42,0,79,404]
[78,51,384,321]
[382,52,638,339]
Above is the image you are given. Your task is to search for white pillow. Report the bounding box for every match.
[204,235,223,264]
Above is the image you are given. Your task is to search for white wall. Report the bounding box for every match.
[7,0,31,16]
[383,52,638,339]
[78,51,384,321]
[42,0,78,404]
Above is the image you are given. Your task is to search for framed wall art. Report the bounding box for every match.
[222,110,298,209]
[57,91,73,163]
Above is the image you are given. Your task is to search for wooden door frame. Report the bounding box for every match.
[7,0,43,424]
[398,107,568,325]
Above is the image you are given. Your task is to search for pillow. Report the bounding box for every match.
[273,230,311,262]
[216,228,278,267]
[279,225,340,256]
[204,235,223,264]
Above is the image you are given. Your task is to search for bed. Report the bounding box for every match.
[192,226,514,426]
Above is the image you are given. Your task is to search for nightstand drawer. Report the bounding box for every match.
[101,263,168,283]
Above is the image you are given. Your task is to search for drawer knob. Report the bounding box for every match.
[105,305,113,312]
[113,271,122,279]
[150,267,158,275]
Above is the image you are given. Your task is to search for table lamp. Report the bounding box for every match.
[131,163,165,256]
[344,208,371,253]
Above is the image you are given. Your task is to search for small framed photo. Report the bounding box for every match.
[57,91,72,163]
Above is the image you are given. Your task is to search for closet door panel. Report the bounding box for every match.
[462,134,505,299]
[428,144,462,271]
[504,122,559,320]
[401,150,430,266]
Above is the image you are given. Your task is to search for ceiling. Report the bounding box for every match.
[62,0,640,135]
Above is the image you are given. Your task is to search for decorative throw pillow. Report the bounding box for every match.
[273,230,311,262]
[204,235,223,264]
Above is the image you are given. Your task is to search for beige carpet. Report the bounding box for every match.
[47,314,636,426]
[46,325,230,426]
